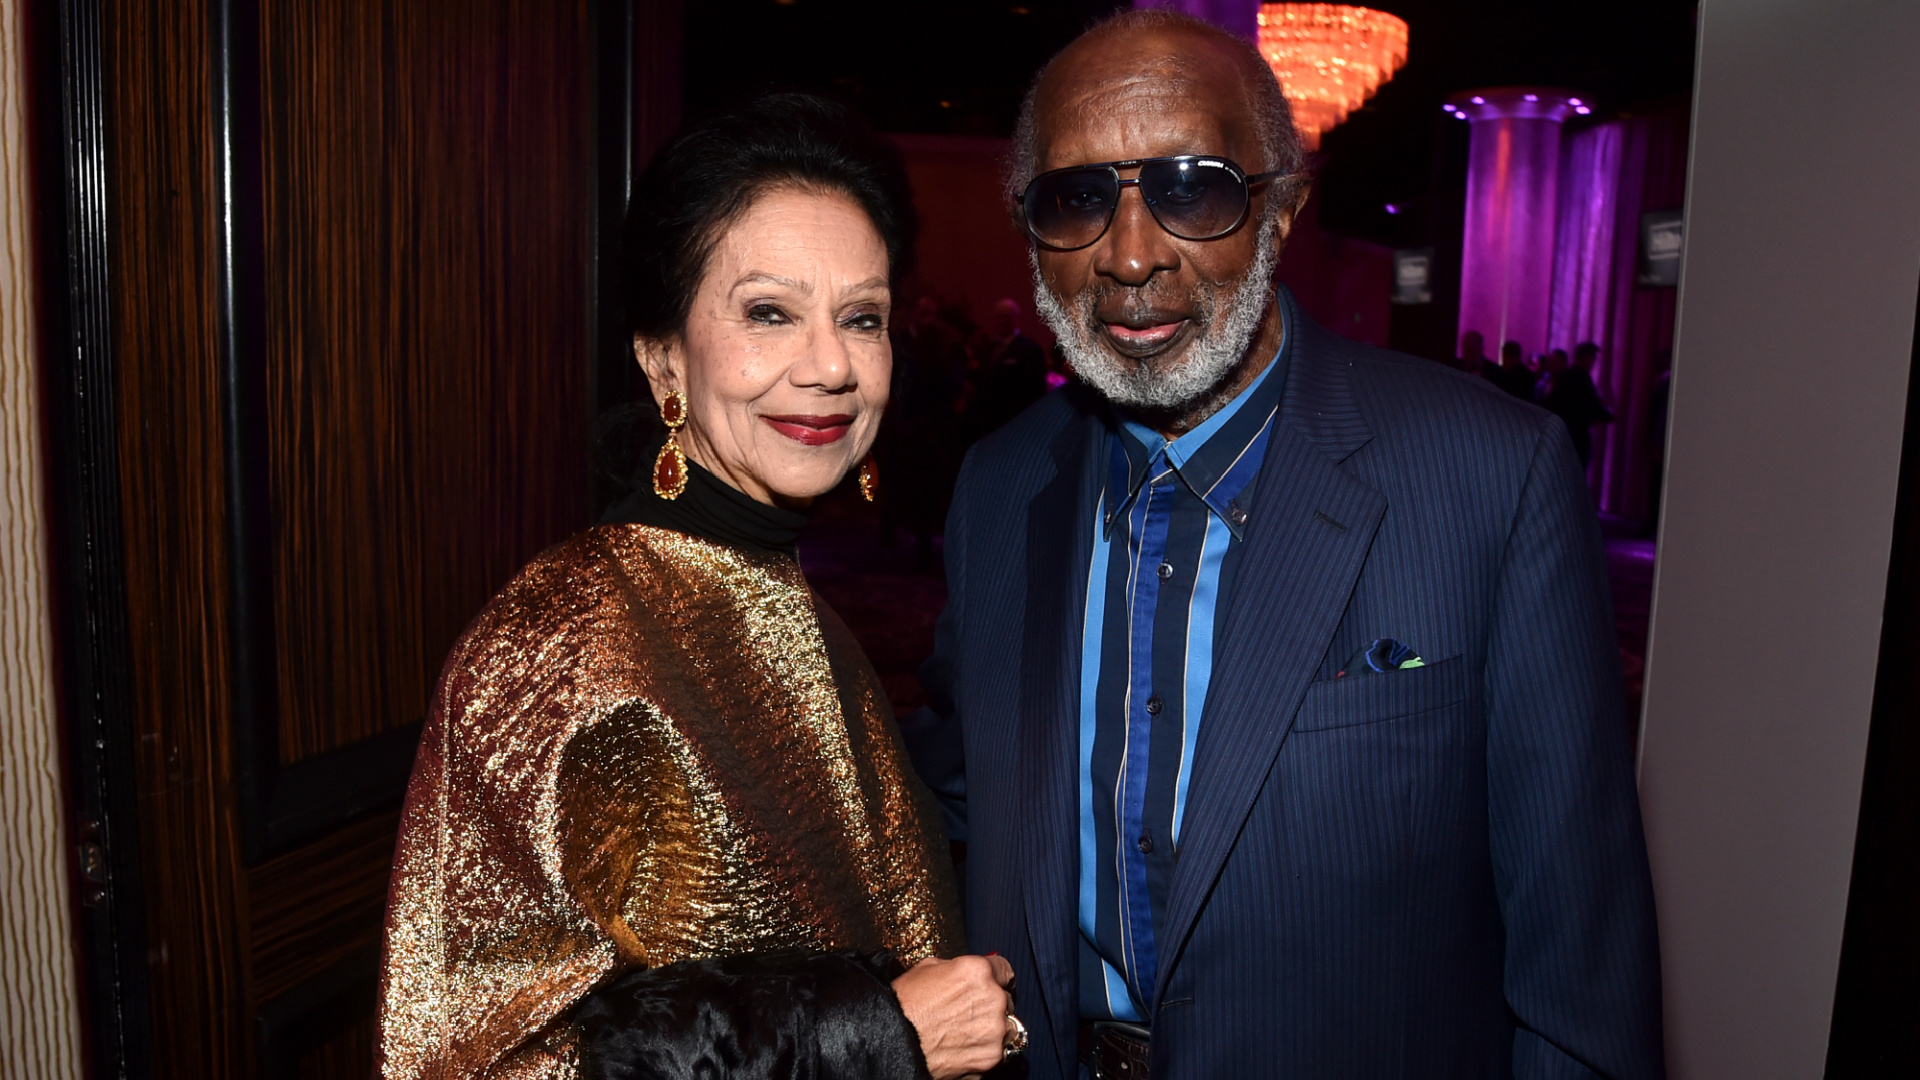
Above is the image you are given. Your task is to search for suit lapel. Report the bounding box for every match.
[1154,312,1387,1007]
[1015,407,1103,1074]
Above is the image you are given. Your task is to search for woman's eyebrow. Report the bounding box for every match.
[731,271,812,295]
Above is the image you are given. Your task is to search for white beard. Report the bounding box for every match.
[1032,211,1280,414]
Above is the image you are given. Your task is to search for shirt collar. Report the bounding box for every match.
[1103,310,1288,541]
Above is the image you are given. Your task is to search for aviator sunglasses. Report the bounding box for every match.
[1017,155,1285,251]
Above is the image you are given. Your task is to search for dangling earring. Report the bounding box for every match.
[653,390,688,500]
[857,455,879,503]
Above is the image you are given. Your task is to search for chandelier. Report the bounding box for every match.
[1257,4,1410,150]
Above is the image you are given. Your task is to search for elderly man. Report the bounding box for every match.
[904,11,1663,1079]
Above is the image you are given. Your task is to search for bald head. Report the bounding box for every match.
[1008,11,1305,206]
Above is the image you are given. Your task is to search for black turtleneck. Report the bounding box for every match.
[601,453,811,558]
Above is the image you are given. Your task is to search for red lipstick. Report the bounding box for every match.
[763,414,855,446]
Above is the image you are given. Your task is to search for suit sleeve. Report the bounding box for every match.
[1485,416,1665,1080]
[898,452,973,842]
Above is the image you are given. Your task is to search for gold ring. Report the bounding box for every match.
[1004,1013,1029,1058]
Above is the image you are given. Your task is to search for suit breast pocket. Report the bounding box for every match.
[1292,655,1472,731]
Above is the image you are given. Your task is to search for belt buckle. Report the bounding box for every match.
[1088,1021,1151,1080]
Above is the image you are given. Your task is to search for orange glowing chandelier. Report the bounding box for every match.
[1257,4,1410,149]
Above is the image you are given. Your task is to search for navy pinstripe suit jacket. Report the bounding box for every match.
[905,293,1664,1079]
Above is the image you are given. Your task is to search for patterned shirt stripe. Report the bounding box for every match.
[1078,318,1289,1021]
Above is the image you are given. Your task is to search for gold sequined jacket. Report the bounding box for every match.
[376,525,964,1078]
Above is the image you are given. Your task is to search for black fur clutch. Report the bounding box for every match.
[576,950,932,1080]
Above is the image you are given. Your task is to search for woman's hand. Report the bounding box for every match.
[891,954,1017,1080]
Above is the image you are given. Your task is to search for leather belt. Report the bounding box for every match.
[1078,1021,1152,1080]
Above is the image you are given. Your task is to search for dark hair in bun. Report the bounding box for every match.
[620,92,916,342]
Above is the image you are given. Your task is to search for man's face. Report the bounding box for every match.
[1027,35,1287,414]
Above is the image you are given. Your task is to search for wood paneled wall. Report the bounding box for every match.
[91,0,598,1073]
[104,0,249,1073]
[0,4,85,1072]
[260,0,594,764]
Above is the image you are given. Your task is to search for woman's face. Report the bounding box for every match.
[637,187,892,509]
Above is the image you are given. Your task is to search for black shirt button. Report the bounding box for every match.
[1156,561,1173,580]
[1137,834,1153,854]
[1228,501,1249,527]
[1145,694,1163,715]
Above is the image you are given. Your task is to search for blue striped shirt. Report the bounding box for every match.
[1077,331,1286,1021]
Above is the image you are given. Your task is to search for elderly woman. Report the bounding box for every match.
[377,94,1017,1080]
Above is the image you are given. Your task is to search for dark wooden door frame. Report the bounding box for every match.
[592,0,636,463]
[592,0,684,516]
[32,0,642,1073]
[27,0,154,1075]
[211,0,432,867]
[205,0,648,869]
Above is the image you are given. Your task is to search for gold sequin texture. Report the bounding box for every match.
[376,526,965,1079]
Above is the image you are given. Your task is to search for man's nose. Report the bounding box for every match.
[1091,185,1179,287]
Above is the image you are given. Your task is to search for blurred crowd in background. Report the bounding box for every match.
[878,292,1068,565]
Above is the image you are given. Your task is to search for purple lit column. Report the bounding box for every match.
[1448,89,1586,358]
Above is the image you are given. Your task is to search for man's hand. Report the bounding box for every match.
[892,954,1017,1080]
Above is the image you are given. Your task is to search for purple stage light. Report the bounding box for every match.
[1470,95,1486,104]
[1575,105,1592,114]
[1523,93,1539,102]
[1569,97,1584,106]
[1443,103,1456,112]
[1384,203,1401,215]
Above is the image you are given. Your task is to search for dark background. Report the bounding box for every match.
[682,0,1699,247]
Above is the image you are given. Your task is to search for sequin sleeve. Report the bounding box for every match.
[377,540,639,1079]
[375,527,963,1080]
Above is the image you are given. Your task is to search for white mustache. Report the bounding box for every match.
[1032,211,1280,409]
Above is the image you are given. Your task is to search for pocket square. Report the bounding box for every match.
[1336,638,1425,677]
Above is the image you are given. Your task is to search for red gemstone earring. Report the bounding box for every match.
[653,390,688,500]
[857,455,878,503]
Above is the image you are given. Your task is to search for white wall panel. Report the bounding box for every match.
[1639,2,1920,1076]
[0,4,85,1076]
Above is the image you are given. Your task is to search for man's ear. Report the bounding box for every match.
[1272,179,1314,249]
